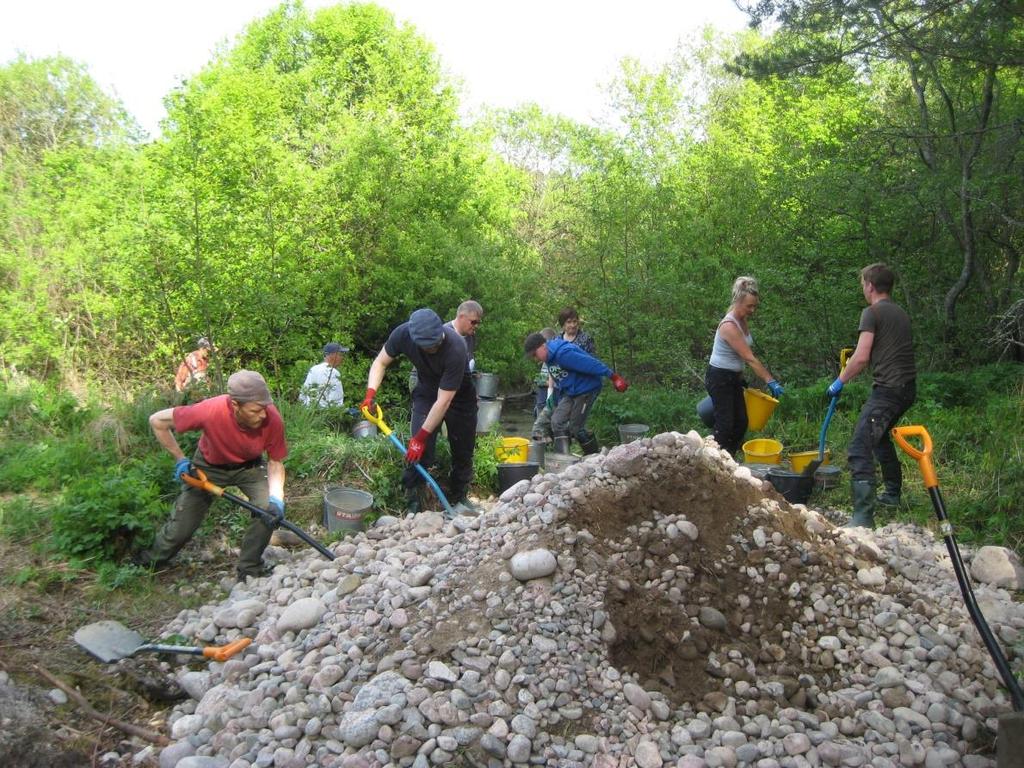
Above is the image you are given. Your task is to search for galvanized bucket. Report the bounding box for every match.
[544,451,580,474]
[475,372,499,399]
[323,488,374,532]
[476,397,503,433]
[351,420,378,439]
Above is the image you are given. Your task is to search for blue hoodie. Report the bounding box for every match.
[546,338,611,397]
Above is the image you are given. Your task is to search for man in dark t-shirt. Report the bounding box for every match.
[360,308,476,516]
[826,263,917,528]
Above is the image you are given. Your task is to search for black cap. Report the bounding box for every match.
[408,308,444,349]
[323,342,349,355]
[523,332,546,356]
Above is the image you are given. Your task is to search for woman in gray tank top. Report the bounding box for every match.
[704,276,784,456]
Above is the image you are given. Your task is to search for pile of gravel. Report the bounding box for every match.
[147,431,1021,768]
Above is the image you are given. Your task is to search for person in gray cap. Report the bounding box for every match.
[299,342,350,408]
[132,370,289,580]
[360,308,476,516]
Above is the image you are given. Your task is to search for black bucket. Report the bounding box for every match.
[766,468,815,505]
[497,462,540,493]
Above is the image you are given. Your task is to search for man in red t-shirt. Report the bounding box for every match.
[133,370,288,580]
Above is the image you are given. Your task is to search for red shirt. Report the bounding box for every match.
[173,395,287,465]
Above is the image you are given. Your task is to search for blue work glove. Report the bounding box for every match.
[545,394,555,410]
[346,407,360,417]
[174,457,194,483]
[766,380,784,398]
[826,377,844,399]
[267,495,285,522]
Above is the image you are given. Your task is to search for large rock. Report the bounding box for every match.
[276,597,325,633]
[971,546,1024,589]
[509,548,557,581]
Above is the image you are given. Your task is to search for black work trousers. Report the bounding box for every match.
[705,365,747,456]
[403,387,478,502]
[847,381,916,485]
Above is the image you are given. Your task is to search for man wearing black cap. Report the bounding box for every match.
[299,342,350,408]
[361,308,476,516]
[133,370,288,579]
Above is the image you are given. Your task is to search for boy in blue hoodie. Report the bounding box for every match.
[523,332,628,454]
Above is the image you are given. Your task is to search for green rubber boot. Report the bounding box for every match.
[404,487,421,516]
[844,479,877,529]
[877,480,902,508]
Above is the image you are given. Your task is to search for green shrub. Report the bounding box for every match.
[50,464,166,561]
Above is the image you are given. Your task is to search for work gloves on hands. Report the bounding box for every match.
[826,378,844,399]
[360,388,377,415]
[406,428,431,463]
[767,380,784,398]
[174,457,194,483]
[610,373,629,393]
[267,495,285,522]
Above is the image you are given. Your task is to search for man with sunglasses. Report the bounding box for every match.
[361,308,477,516]
[444,301,485,513]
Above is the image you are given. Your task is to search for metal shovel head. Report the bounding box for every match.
[74,620,146,663]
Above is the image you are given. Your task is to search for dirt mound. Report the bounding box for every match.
[0,677,88,768]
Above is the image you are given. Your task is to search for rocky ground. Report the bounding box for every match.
[113,430,1024,768]
[6,430,1023,768]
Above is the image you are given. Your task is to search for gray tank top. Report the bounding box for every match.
[709,313,751,372]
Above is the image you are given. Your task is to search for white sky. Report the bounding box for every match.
[1,1,749,138]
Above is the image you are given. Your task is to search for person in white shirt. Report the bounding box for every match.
[299,342,349,408]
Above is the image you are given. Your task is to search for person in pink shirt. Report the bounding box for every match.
[133,370,288,580]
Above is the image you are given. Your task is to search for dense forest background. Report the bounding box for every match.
[2,0,1022,397]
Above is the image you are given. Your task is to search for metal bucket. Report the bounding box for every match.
[618,423,649,444]
[351,420,378,439]
[475,372,499,399]
[697,396,714,427]
[497,462,540,493]
[527,441,545,468]
[323,488,374,532]
[544,451,580,474]
[552,435,571,454]
[815,465,841,490]
[476,397,504,433]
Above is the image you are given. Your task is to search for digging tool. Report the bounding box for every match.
[182,469,336,560]
[802,396,839,478]
[74,620,251,664]
[893,425,1024,716]
[360,403,455,517]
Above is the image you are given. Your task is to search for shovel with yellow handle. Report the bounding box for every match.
[182,468,336,561]
[361,403,455,517]
[893,425,1024,713]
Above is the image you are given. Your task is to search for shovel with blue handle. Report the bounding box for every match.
[360,403,455,517]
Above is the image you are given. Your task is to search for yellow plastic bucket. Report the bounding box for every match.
[495,437,529,463]
[744,388,779,431]
[789,448,831,473]
[742,438,783,464]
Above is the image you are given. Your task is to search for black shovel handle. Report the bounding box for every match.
[182,469,336,561]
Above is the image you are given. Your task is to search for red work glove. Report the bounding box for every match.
[405,428,431,463]
[610,373,629,393]
[360,388,377,415]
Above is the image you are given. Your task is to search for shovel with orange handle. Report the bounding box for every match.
[893,425,1024,712]
[182,468,336,561]
[74,619,251,664]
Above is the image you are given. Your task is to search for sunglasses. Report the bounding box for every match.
[469,319,481,327]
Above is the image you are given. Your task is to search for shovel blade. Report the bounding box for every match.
[74,620,145,663]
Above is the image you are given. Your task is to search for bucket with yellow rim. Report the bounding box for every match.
[495,436,530,463]
[742,438,783,464]
[789,448,831,474]
[743,388,779,431]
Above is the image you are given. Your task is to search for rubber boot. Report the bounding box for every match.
[877,480,902,508]
[577,430,600,455]
[844,479,877,529]
[404,487,421,516]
